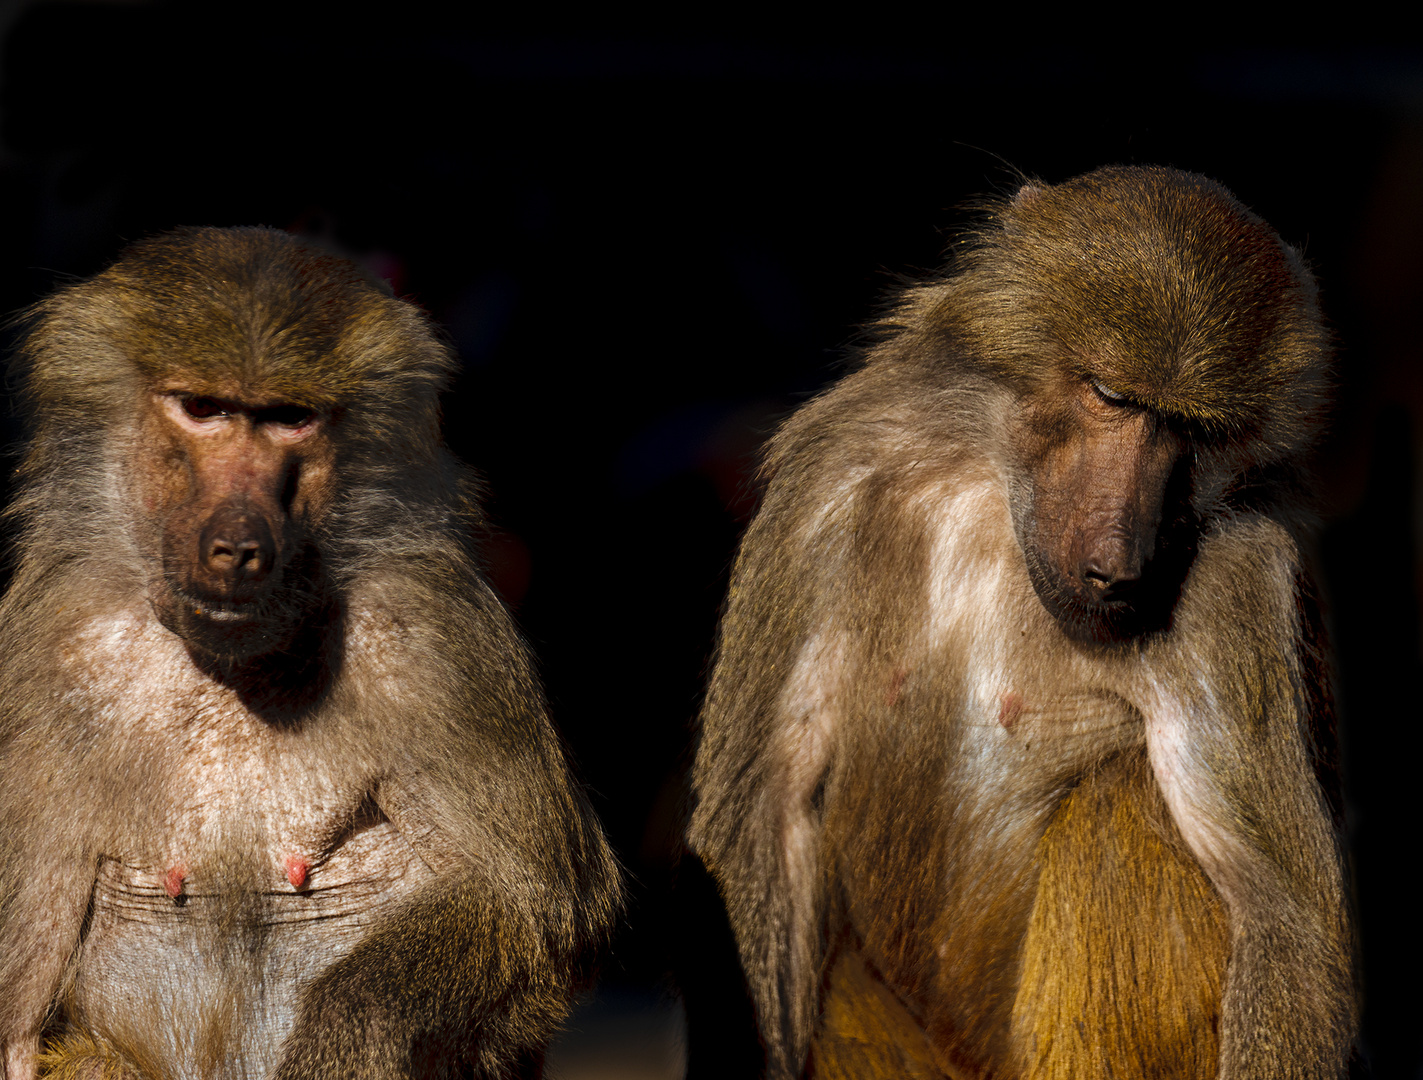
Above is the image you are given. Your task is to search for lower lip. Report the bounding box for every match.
[193,607,253,623]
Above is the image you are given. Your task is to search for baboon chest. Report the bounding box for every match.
[833,648,1148,1065]
[60,614,438,1052]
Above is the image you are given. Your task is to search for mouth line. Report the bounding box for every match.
[172,589,262,622]
[1074,591,1139,612]
[196,607,251,623]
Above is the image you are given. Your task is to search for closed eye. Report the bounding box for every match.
[1089,378,1129,405]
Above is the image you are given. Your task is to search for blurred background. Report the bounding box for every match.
[1,6,1420,1076]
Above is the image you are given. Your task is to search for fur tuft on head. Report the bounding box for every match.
[923,166,1330,461]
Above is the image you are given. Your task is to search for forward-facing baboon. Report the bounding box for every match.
[690,167,1355,1079]
[0,227,620,1079]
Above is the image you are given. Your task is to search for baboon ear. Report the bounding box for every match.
[1011,183,1043,208]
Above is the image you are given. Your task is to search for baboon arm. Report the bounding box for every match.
[690,455,865,1080]
[273,741,612,1079]
[0,857,94,1080]
[692,621,843,1080]
[271,873,566,1079]
[3,1041,38,1080]
[1144,530,1354,1079]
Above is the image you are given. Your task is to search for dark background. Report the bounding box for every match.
[2,6,1421,1076]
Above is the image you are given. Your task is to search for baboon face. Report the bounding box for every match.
[135,382,338,661]
[1010,372,1192,644]
[982,173,1320,646]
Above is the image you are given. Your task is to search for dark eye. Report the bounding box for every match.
[183,396,228,419]
[260,404,316,428]
[1090,378,1129,405]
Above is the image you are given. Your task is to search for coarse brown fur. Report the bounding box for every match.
[0,228,621,1080]
[688,167,1355,1079]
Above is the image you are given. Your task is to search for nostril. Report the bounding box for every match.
[198,509,276,588]
[1079,551,1119,587]
[207,538,267,571]
[207,539,238,570]
[1082,566,1113,591]
[1078,556,1143,597]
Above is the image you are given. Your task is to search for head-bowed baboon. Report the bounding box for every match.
[689,167,1356,1079]
[0,228,620,1080]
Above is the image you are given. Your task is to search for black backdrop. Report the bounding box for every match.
[2,7,1421,1076]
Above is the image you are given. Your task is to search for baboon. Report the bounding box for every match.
[0,228,620,1079]
[689,167,1356,1079]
